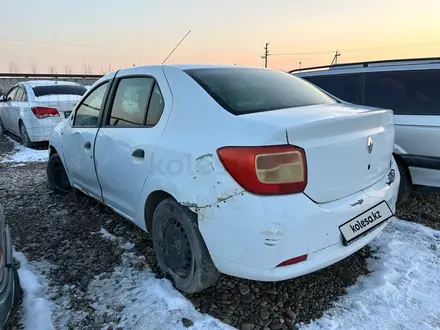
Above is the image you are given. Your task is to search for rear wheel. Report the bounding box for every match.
[47,153,71,194]
[395,156,412,205]
[19,122,33,148]
[151,198,220,293]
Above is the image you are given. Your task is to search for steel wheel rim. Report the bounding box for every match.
[158,215,193,279]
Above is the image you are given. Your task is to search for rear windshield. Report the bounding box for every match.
[184,68,336,115]
[32,85,87,97]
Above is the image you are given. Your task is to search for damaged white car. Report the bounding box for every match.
[47,64,400,293]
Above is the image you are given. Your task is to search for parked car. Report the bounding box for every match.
[293,57,440,204]
[47,64,400,293]
[0,204,21,327]
[0,80,87,148]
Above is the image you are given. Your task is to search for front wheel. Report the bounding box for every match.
[151,198,220,293]
[0,116,6,135]
[47,153,71,194]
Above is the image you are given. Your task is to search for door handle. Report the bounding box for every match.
[132,149,145,158]
[84,141,91,149]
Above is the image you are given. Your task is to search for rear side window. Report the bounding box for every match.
[108,77,154,127]
[365,69,440,115]
[185,68,336,115]
[32,85,86,97]
[106,77,165,127]
[303,74,362,104]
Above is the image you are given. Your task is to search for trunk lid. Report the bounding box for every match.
[34,95,81,120]
[245,104,395,203]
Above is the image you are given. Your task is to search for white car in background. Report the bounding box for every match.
[0,80,87,147]
[47,64,400,293]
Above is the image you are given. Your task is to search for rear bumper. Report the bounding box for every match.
[198,158,400,281]
[22,115,62,142]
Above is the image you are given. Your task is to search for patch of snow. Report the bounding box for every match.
[93,227,117,242]
[11,163,26,167]
[301,219,440,330]
[14,251,56,330]
[1,137,48,163]
[87,252,232,330]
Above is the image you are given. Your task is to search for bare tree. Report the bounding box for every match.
[64,64,72,75]
[31,62,38,74]
[49,66,57,74]
[83,63,93,74]
[9,62,19,73]
[107,63,113,73]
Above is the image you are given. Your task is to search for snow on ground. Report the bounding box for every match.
[11,219,440,330]
[92,220,440,330]
[0,136,48,163]
[302,219,440,330]
[13,251,56,330]
[92,228,232,330]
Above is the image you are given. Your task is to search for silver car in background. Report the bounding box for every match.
[293,57,440,204]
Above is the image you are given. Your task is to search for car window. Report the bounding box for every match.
[365,69,440,115]
[15,87,24,102]
[73,82,109,127]
[32,85,87,97]
[146,83,165,126]
[184,68,336,115]
[21,88,28,102]
[6,87,17,101]
[107,77,154,127]
[303,74,362,104]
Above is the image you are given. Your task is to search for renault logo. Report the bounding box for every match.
[367,137,373,154]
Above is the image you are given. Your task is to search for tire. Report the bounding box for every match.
[151,197,220,293]
[47,153,71,194]
[19,122,33,148]
[395,156,412,205]
[13,265,22,306]
[0,116,5,135]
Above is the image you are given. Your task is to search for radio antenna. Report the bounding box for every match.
[161,30,192,64]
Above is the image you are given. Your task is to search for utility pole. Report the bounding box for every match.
[331,50,341,65]
[261,43,269,68]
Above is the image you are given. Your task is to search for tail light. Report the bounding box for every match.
[217,145,307,195]
[31,107,60,119]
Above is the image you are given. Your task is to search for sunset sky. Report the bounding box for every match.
[1,0,439,74]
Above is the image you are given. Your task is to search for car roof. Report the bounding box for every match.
[111,64,271,76]
[23,80,83,87]
[292,57,440,76]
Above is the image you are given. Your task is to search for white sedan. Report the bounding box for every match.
[47,64,400,293]
[0,80,86,147]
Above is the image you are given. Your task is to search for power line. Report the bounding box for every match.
[0,37,109,49]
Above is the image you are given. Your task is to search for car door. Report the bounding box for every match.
[94,70,168,221]
[62,81,111,200]
[1,87,18,131]
[8,85,25,135]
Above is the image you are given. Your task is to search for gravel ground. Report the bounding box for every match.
[1,132,439,330]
